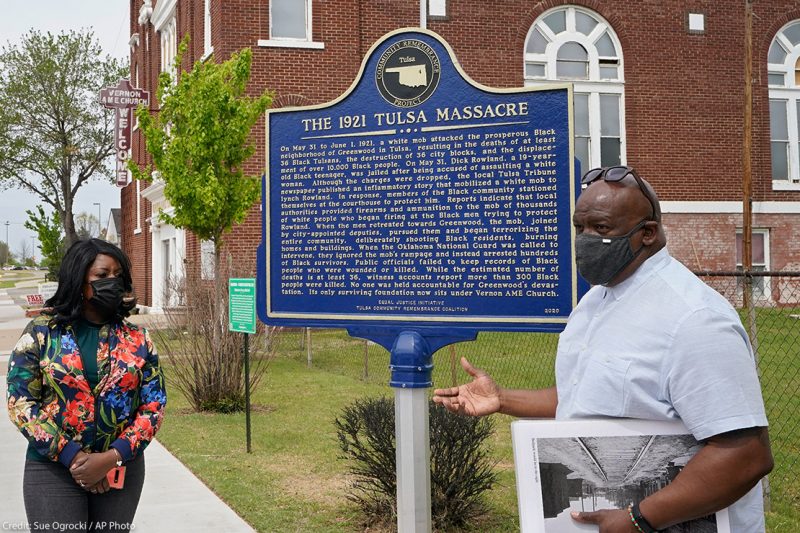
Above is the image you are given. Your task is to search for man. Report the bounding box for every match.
[433,167,773,532]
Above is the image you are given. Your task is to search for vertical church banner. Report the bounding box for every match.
[99,79,150,187]
[260,28,577,332]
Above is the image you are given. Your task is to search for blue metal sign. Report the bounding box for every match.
[259,28,576,334]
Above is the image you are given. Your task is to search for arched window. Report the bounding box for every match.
[768,21,800,187]
[524,6,625,173]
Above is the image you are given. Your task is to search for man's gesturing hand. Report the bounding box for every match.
[432,357,501,417]
[571,509,638,533]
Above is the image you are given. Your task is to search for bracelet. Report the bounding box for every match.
[630,503,659,533]
[110,447,123,467]
[628,505,645,532]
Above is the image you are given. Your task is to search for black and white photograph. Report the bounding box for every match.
[512,419,731,533]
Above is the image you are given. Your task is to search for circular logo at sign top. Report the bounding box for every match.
[376,39,441,108]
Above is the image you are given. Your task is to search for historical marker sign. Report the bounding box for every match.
[229,278,257,334]
[260,28,576,332]
[99,79,150,187]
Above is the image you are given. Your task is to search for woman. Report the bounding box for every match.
[6,239,166,531]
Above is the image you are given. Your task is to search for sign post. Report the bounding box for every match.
[259,28,579,532]
[229,277,257,453]
[99,79,150,187]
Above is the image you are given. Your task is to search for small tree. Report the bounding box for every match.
[131,37,272,411]
[25,205,65,281]
[18,240,32,265]
[151,262,274,412]
[131,38,271,278]
[0,30,126,246]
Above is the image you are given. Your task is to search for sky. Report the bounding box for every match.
[0,1,130,258]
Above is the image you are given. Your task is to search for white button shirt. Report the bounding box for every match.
[555,248,768,532]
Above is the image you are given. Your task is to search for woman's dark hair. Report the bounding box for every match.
[45,238,136,324]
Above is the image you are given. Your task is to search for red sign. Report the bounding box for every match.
[26,294,44,306]
[99,79,150,187]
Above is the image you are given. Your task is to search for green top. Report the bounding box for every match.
[74,319,101,390]
[26,319,102,463]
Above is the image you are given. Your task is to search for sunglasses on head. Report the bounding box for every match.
[581,166,657,221]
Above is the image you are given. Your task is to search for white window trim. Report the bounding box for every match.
[204,0,213,58]
[134,180,142,235]
[257,39,324,50]
[428,0,447,19]
[150,0,177,33]
[736,229,771,268]
[522,85,628,168]
[768,23,800,187]
[526,25,622,82]
[263,0,324,49]
[524,6,626,170]
[688,12,705,34]
[769,88,800,186]
[660,200,800,213]
[523,7,625,83]
[735,228,771,302]
[159,17,178,79]
[767,33,798,87]
[772,181,800,190]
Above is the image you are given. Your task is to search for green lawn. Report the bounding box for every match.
[155,314,800,532]
[0,270,43,288]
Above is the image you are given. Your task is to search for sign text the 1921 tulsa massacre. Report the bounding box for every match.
[264,31,576,329]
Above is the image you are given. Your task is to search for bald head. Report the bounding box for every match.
[573,174,666,285]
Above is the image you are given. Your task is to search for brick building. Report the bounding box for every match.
[124,0,800,309]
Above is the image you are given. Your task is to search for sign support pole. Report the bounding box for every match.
[244,331,252,454]
[229,277,256,454]
[390,331,433,533]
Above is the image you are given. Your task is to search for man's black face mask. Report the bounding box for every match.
[574,220,648,286]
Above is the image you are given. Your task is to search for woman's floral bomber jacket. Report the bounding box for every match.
[6,315,166,467]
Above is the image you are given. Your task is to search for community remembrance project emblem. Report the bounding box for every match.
[376,39,441,107]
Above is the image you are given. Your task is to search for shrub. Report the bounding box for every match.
[335,396,498,531]
[150,260,274,413]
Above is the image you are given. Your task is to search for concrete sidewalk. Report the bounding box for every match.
[1,296,255,532]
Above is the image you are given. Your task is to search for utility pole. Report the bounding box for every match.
[743,0,753,280]
[93,202,102,238]
[4,221,8,267]
[742,0,769,513]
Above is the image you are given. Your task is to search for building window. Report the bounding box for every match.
[271,0,310,40]
[429,0,447,18]
[688,13,705,34]
[135,180,142,234]
[524,6,625,173]
[160,15,178,79]
[735,229,770,301]
[258,0,323,49]
[768,21,800,188]
[204,0,213,57]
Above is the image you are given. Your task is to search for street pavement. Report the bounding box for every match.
[0,278,255,532]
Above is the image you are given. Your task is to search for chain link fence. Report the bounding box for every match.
[693,271,800,516]
[266,271,799,518]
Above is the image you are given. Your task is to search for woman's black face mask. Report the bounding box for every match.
[88,277,125,322]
